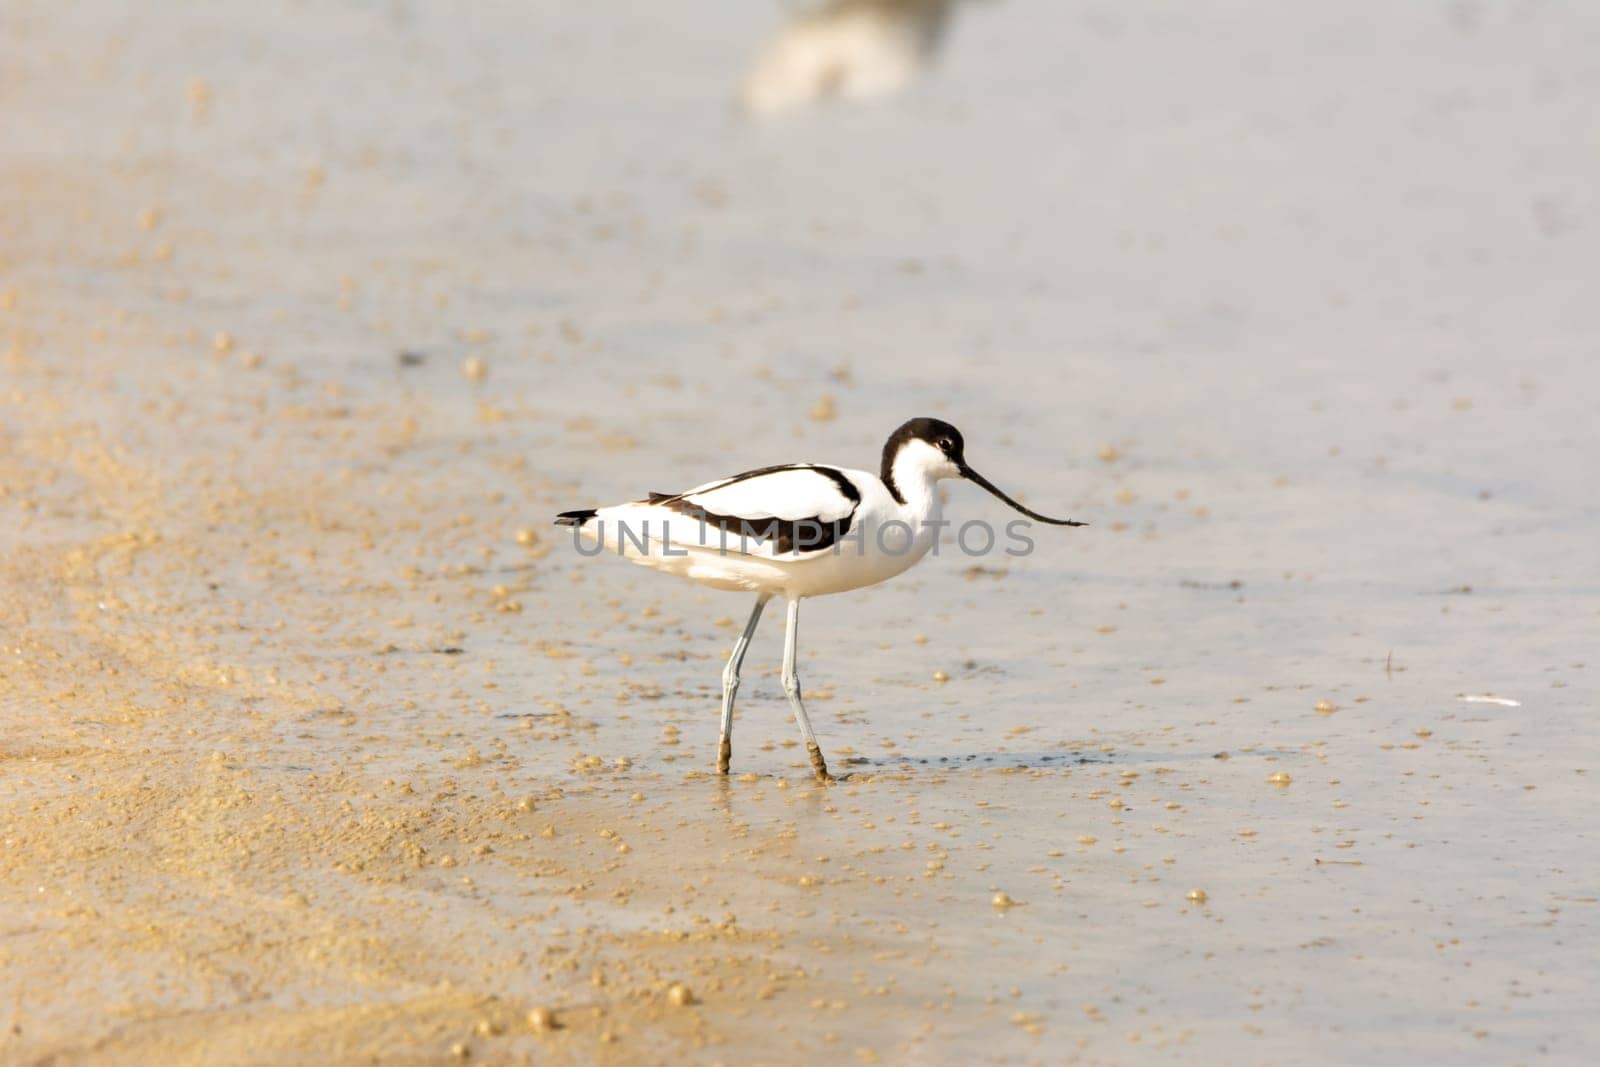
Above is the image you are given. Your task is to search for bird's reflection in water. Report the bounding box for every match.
[740,0,960,117]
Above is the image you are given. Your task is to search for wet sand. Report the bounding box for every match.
[4,2,1598,1064]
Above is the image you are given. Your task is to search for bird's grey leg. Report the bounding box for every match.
[718,593,770,774]
[780,597,832,782]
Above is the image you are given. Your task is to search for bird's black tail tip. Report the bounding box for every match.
[554,508,598,527]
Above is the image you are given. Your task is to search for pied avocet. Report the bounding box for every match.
[556,417,1085,781]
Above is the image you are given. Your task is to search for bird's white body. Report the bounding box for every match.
[568,442,949,599]
[556,419,1082,781]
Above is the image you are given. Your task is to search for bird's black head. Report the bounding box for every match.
[884,416,965,469]
[879,416,1087,527]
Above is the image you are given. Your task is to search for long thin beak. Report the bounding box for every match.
[958,463,1087,527]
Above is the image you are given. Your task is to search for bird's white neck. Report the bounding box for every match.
[886,441,951,521]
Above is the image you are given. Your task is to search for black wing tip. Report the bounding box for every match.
[554,508,598,527]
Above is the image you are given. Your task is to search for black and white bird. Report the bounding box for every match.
[555,417,1085,781]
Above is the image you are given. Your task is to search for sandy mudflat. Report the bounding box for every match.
[3,2,1598,1064]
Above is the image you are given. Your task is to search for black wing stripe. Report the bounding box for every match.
[645,464,861,508]
[648,465,863,555]
[659,499,855,554]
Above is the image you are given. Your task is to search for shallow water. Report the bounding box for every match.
[3,1,1598,1063]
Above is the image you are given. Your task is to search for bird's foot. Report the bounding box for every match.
[717,735,732,775]
[806,741,834,783]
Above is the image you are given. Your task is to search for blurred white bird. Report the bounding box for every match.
[740,0,958,116]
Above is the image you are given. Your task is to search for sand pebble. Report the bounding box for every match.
[187,78,211,113]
